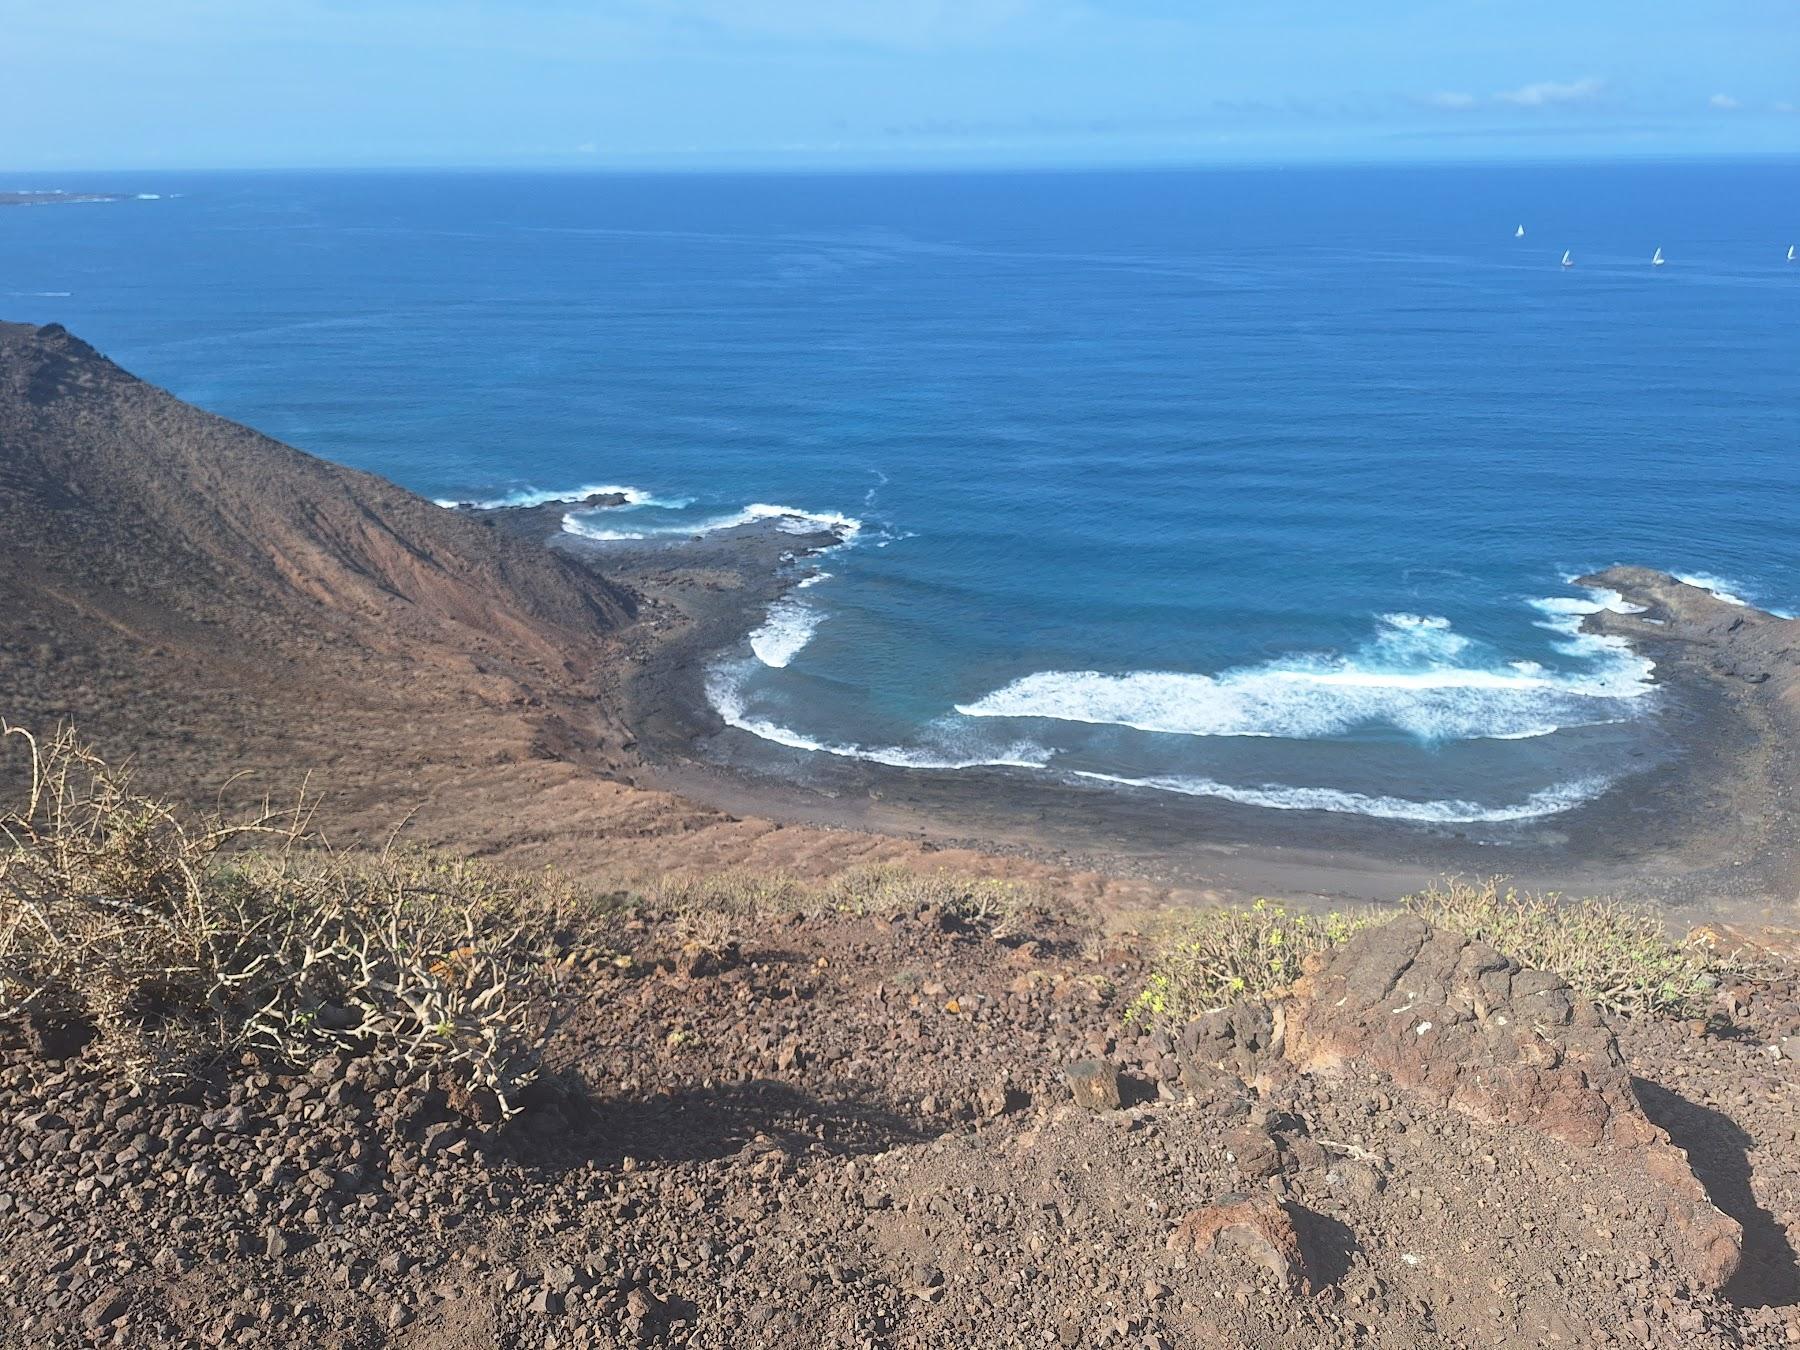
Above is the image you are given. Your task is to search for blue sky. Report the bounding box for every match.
[2,0,1796,170]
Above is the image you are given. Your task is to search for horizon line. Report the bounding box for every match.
[10,147,1800,179]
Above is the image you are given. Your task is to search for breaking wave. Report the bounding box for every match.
[1069,771,1608,823]
[1676,572,1750,607]
[434,482,692,511]
[1673,571,1795,617]
[957,599,1655,744]
[561,519,645,541]
[560,500,863,543]
[687,502,864,538]
[708,666,1048,770]
[749,598,824,668]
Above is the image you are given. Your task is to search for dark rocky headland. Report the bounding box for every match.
[0,191,128,207]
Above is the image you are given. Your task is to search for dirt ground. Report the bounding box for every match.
[3,900,1798,1348]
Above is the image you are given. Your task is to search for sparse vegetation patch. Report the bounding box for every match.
[1126,899,1376,1024]
[651,862,1042,935]
[1128,879,1751,1028]
[1402,877,1740,1018]
[0,725,561,1110]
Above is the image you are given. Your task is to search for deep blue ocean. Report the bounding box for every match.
[6,164,1798,824]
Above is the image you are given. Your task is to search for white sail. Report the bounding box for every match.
[1790,245,1797,262]
[1561,250,1573,267]
[1515,224,1525,238]
[1652,248,1665,266]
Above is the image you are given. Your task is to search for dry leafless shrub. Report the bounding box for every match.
[0,724,561,1112]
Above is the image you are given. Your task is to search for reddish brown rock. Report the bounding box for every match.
[1167,1194,1309,1288]
[1280,917,1743,1292]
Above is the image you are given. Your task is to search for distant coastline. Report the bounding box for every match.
[0,190,127,207]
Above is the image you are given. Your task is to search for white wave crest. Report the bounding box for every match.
[560,500,863,545]
[749,598,824,668]
[1526,590,1658,689]
[1675,572,1748,607]
[958,605,1652,744]
[700,503,864,538]
[435,483,691,511]
[708,668,1047,770]
[561,519,645,541]
[1071,771,1608,823]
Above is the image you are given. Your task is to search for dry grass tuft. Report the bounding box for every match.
[0,724,561,1111]
[649,863,1043,937]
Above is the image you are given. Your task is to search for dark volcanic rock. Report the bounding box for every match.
[1578,565,1800,707]
[1065,1058,1122,1111]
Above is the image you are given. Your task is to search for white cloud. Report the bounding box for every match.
[1495,76,1605,107]
[1775,101,1798,115]
[1709,93,1741,110]
[1425,91,1477,110]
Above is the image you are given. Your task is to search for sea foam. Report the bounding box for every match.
[748,598,824,668]
[957,602,1654,744]
[559,500,863,543]
[708,666,1048,770]
[1070,771,1608,823]
[698,503,864,539]
[1671,571,1796,617]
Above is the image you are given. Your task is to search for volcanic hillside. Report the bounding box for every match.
[0,320,639,843]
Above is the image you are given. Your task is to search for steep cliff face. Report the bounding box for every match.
[0,320,635,837]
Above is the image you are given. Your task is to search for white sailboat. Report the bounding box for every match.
[1789,245,1797,262]
[1652,247,1665,267]
[1515,224,1526,238]
[1560,250,1573,268]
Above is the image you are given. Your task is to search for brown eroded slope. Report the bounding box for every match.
[0,323,633,657]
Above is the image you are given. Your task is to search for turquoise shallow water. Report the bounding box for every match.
[5,163,1798,821]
